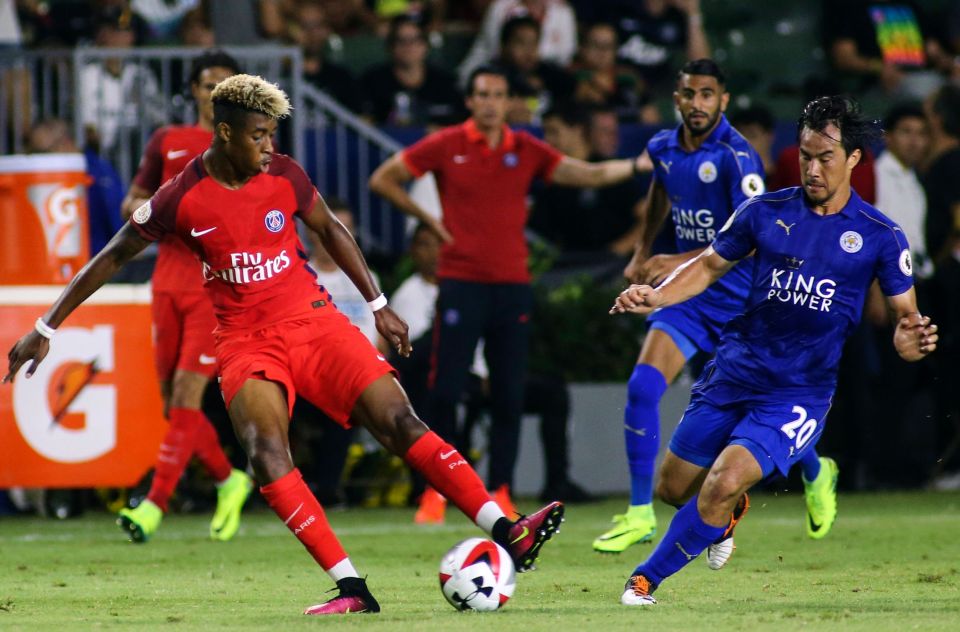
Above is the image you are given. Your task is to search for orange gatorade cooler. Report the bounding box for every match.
[0,153,90,284]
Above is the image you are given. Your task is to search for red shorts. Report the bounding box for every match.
[215,311,395,425]
[152,290,219,381]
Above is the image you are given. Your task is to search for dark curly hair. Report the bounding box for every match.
[796,95,881,156]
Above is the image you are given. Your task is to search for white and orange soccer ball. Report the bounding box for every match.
[438,538,516,611]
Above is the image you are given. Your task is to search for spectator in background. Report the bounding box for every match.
[80,7,164,159]
[591,0,710,92]
[588,105,621,159]
[294,1,361,111]
[132,0,201,44]
[26,118,125,258]
[497,15,575,125]
[370,0,446,36]
[180,7,216,46]
[875,103,932,279]
[572,22,657,123]
[823,0,959,99]
[730,105,777,186]
[531,103,642,258]
[920,84,960,489]
[458,0,577,88]
[317,0,377,36]
[361,15,461,126]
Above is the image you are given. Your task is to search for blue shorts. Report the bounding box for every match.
[647,296,738,356]
[669,362,833,477]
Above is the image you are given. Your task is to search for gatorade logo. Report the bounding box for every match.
[12,326,117,463]
[28,183,84,258]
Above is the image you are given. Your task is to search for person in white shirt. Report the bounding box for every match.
[457,0,577,88]
[874,103,933,278]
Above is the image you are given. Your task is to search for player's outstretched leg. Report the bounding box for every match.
[595,363,665,553]
[621,445,760,605]
[802,455,838,539]
[357,375,565,573]
[118,407,201,542]
[228,379,378,615]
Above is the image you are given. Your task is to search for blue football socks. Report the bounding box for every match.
[800,449,821,481]
[633,495,725,585]
[624,364,668,506]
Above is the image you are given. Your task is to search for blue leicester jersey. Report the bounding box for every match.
[711,187,914,393]
[647,115,766,310]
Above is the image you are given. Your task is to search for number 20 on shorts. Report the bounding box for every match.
[780,405,818,450]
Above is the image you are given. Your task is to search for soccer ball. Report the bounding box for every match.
[438,538,516,611]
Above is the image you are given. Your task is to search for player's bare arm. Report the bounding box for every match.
[549,152,643,188]
[120,183,154,221]
[4,223,152,382]
[299,195,413,357]
[625,178,716,286]
[610,246,736,315]
[368,153,453,243]
[887,289,938,361]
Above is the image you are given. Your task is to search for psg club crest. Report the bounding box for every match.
[503,152,518,168]
[264,209,285,233]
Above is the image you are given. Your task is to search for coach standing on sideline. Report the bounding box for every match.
[370,65,646,522]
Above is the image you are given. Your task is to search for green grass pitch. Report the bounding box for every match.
[1,492,958,630]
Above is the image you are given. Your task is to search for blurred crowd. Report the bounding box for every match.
[2,0,960,510]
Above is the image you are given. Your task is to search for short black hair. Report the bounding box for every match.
[677,58,726,86]
[465,64,510,96]
[730,105,775,133]
[797,95,881,156]
[543,102,589,130]
[500,15,540,46]
[883,103,925,132]
[189,49,241,85]
[386,14,424,48]
[931,84,960,138]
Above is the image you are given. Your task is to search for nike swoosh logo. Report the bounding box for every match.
[440,449,457,460]
[191,227,217,237]
[808,514,823,532]
[199,354,216,365]
[510,526,529,545]
[167,149,189,160]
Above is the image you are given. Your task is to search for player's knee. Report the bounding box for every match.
[168,371,207,410]
[655,476,687,507]
[244,434,291,481]
[627,364,668,409]
[699,468,745,511]
[379,407,428,455]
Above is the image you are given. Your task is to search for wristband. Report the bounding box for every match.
[35,318,56,339]
[368,293,388,312]
[632,157,640,177]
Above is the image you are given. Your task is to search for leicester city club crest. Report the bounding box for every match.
[264,209,285,233]
[839,230,863,253]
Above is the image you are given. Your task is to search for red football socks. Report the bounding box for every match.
[260,468,348,571]
[403,431,492,523]
[146,407,202,512]
[192,414,233,483]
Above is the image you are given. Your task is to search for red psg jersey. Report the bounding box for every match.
[132,125,213,293]
[130,154,330,333]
